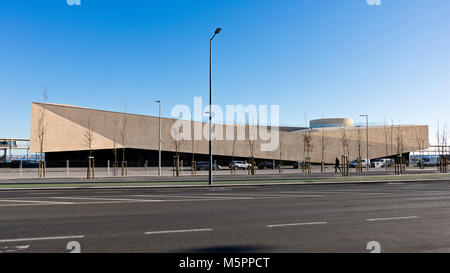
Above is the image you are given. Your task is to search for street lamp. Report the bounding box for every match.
[156,100,162,176]
[209,27,222,186]
[360,114,369,171]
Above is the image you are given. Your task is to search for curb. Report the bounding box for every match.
[0,177,448,191]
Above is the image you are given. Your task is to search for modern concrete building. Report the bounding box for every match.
[30,103,429,167]
[310,118,354,128]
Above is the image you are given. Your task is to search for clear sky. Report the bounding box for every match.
[1,0,449,143]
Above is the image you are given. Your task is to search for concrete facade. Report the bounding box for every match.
[310,118,354,128]
[30,103,429,164]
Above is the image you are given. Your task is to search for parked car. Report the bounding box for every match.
[373,158,394,168]
[416,156,439,167]
[293,161,305,169]
[349,159,369,168]
[196,161,222,171]
[9,160,39,168]
[370,159,381,168]
[229,161,252,170]
[257,161,278,169]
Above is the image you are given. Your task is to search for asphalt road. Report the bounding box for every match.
[0,180,449,253]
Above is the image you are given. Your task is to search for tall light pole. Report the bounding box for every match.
[156,100,162,176]
[209,27,222,186]
[360,114,369,171]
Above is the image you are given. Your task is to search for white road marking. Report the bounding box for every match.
[50,196,164,202]
[0,196,255,207]
[331,190,392,195]
[277,190,391,196]
[267,222,327,228]
[204,193,326,198]
[0,245,30,253]
[134,194,229,199]
[0,199,75,205]
[0,235,84,243]
[132,194,256,200]
[145,228,212,235]
[366,216,419,222]
[28,192,62,195]
[277,191,332,194]
[0,193,326,208]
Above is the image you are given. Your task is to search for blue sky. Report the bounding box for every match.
[1,0,449,143]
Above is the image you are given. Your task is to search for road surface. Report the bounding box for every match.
[0,180,449,253]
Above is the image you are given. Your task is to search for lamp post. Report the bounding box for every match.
[360,114,369,171]
[156,100,162,176]
[209,27,222,186]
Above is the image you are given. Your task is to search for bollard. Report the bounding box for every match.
[121,161,128,176]
[66,160,70,177]
[192,161,197,175]
[87,156,95,179]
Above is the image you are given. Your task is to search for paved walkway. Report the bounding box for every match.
[0,166,445,185]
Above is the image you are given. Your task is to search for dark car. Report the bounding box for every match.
[349,159,368,168]
[293,161,308,169]
[10,160,39,168]
[370,159,381,168]
[257,161,278,169]
[196,161,222,171]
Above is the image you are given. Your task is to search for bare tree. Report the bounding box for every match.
[414,126,426,169]
[84,113,95,157]
[303,129,314,173]
[246,115,256,175]
[84,113,95,178]
[390,121,395,156]
[111,117,120,176]
[279,141,283,173]
[170,126,185,177]
[191,114,195,163]
[393,124,405,174]
[320,126,327,172]
[356,126,363,171]
[170,135,185,157]
[435,123,448,173]
[230,126,238,174]
[340,126,349,159]
[119,115,128,176]
[396,125,404,158]
[442,125,448,156]
[120,117,127,160]
[442,125,449,173]
[190,115,196,174]
[436,122,441,155]
[357,126,362,159]
[36,88,48,178]
[383,122,390,157]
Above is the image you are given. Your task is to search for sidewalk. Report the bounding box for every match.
[0,166,439,181]
[0,167,448,191]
